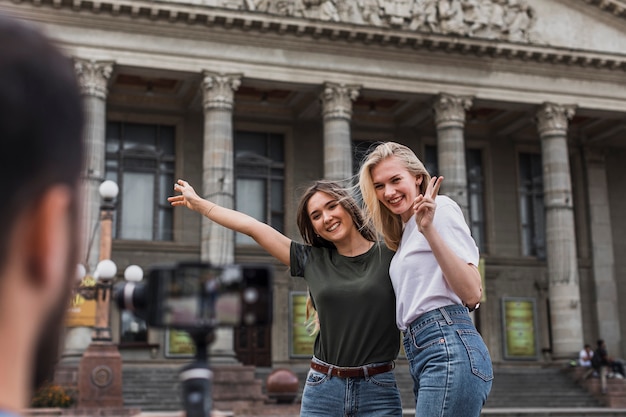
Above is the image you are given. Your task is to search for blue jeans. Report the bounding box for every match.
[300,357,403,416]
[403,305,493,417]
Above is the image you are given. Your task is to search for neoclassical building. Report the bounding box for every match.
[2,0,624,372]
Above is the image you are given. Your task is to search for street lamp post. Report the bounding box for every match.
[75,180,137,414]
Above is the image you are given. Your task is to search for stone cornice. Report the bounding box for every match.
[9,0,626,72]
[582,0,626,19]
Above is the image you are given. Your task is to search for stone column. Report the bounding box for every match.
[74,58,114,272]
[201,71,241,361]
[433,93,472,222]
[536,102,583,359]
[71,59,113,351]
[584,149,621,355]
[55,59,113,387]
[320,83,360,181]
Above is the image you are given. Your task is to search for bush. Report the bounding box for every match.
[30,383,75,408]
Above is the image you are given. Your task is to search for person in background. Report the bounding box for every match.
[169,179,402,416]
[0,15,84,417]
[593,339,626,394]
[359,141,493,417]
[579,344,594,367]
[579,343,595,381]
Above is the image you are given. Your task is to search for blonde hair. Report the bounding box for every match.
[305,294,320,335]
[359,142,431,251]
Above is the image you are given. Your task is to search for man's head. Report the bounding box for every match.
[0,15,84,407]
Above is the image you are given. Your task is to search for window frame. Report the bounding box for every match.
[517,151,546,259]
[234,130,286,245]
[105,120,176,242]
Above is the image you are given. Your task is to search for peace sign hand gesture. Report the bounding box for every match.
[413,176,443,233]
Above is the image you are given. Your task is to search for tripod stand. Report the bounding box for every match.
[179,330,215,417]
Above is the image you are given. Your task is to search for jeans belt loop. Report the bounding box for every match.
[439,307,453,325]
[326,364,333,379]
[363,365,369,379]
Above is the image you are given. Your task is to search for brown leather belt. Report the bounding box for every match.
[310,360,394,379]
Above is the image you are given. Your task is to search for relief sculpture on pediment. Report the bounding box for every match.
[236,0,539,43]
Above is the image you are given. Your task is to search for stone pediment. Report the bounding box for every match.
[15,0,626,70]
[147,0,626,50]
[157,0,541,43]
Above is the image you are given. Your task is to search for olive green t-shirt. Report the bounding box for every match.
[290,241,400,367]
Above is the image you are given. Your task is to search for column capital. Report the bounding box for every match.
[73,58,114,99]
[433,93,473,129]
[536,102,576,138]
[320,82,360,120]
[201,71,242,112]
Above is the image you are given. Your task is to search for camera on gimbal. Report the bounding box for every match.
[113,261,273,417]
[114,261,272,332]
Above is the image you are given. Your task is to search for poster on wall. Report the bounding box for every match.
[165,329,196,357]
[501,297,538,360]
[65,276,96,327]
[290,291,316,357]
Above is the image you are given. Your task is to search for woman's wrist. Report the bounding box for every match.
[204,202,217,218]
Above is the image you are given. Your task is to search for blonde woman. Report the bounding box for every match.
[359,142,492,417]
[169,179,401,416]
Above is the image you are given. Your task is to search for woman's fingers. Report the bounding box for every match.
[431,176,443,198]
[425,176,443,199]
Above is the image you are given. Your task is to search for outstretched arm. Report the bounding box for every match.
[414,176,482,308]
[168,179,292,266]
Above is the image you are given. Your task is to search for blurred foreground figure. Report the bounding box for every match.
[0,14,84,417]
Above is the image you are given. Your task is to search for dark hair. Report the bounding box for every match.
[0,16,84,268]
[296,181,376,248]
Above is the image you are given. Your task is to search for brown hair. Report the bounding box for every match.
[359,142,430,251]
[296,180,376,334]
[296,180,376,248]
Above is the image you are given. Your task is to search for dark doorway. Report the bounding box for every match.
[234,325,271,367]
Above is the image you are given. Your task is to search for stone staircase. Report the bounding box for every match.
[122,362,623,415]
[253,363,605,410]
[122,363,183,411]
[484,366,603,408]
[122,362,266,412]
[566,366,626,408]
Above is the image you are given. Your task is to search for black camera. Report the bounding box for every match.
[114,261,272,332]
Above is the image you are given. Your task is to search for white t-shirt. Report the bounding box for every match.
[389,195,479,331]
[579,348,593,367]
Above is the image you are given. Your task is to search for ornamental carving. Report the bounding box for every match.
[320,83,360,120]
[74,59,113,99]
[202,71,242,111]
[433,93,473,129]
[91,365,113,388]
[536,102,576,137]
[213,0,539,43]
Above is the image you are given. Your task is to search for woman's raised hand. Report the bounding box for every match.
[168,179,202,212]
[413,176,443,233]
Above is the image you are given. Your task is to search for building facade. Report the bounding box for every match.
[2,0,625,368]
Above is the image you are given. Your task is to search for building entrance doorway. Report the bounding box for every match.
[234,325,271,367]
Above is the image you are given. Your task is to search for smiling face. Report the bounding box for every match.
[370,156,423,223]
[306,191,356,244]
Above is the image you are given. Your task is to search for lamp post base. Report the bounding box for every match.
[77,342,126,409]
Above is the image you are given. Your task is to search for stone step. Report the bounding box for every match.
[122,363,611,412]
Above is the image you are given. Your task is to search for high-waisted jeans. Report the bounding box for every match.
[403,304,493,417]
[300,356,403,417]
